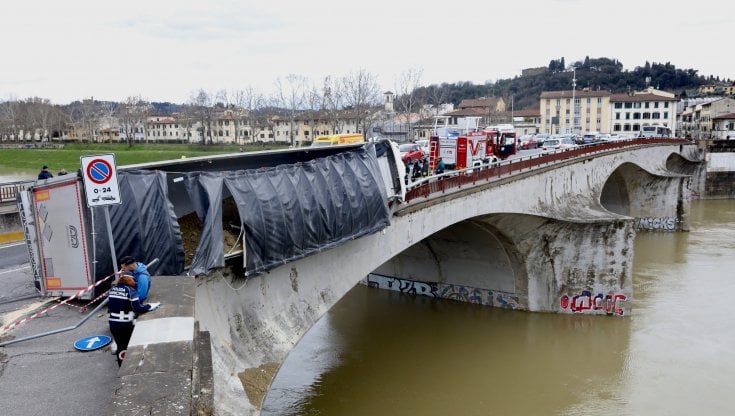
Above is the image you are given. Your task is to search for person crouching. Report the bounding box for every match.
[107,273,160,366]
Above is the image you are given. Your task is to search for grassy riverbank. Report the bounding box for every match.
[0,143,289,171]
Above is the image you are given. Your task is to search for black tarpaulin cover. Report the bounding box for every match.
[184,172,225,275]
[92,170,185,280]
[185,145,390,277]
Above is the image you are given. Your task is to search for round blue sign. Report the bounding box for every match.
[74,335,112,351]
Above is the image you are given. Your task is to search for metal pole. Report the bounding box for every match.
[0,298,109,347]
[103,206,117,272]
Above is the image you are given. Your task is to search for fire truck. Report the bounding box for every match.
[427,118,517,172]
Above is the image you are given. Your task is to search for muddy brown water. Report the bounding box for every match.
[261,199,735,416]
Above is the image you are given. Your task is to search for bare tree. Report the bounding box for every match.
[426,84,447,117]
[274,74,307,146]
[323,76,345,135]
[189,89,215,145]
[394,68,423,141]
[0,97,22,141]
[341,69,381,137]
[119,96,147,147]
[234,85,270,144]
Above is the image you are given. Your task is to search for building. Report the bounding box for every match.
[512,108,541,136]
[678,97,735,139]
[609,88,678,136]
[539,89,611,134]
[711,113,735,140]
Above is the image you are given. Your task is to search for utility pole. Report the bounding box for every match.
[571,68,578,135]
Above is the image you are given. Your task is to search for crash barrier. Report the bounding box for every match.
[405,138,691,203]
[109,275,214,415]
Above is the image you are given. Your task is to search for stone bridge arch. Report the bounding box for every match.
[196,142,702,415]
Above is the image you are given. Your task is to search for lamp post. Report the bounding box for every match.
[571,68,577,135]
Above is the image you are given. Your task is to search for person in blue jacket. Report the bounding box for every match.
[119,256,151,301]
[107,273,160,366]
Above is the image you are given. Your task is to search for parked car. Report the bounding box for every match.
[542,137,576,151]
[518,134,538,150]
[415,139,430,155]
[399,143,425,163]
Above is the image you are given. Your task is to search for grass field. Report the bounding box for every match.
[0,143,290,171]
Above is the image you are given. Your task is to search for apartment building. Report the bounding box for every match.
[678,97,735,139]
[539,89,611,134]
[609,88,678,136]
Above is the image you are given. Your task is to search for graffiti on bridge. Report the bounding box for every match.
[365,273,520,310]
[635,217,677,231]
[559,290,627,316]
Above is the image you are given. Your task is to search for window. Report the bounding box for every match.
[633,102,642,108]
[626,113,631,120]
[624,124,631,131]
[645,102,650,108]
[616,113,621,120]
[633,112,641,119]
[614,102,623,109]
[575,98,581,104]
[664,102,669,108]
[633,124,640,131]
[654,102,659,108]
[597,97,602,104]
[663,112,668,119]
[652,112,661,119]
[587,97,591,104]
[624,102,632,109]
[614,124,621,131]
[643,112,651,119]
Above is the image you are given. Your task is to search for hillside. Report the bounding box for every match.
[414,56,730,110]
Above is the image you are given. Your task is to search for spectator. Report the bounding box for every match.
[38,165,53,180]
[119,256,151,301]
[57,168,68,176]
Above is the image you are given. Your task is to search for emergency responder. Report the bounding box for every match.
[108,273,160,366]
[119,255,151,301]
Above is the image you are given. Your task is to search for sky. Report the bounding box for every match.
[1,0,732,105]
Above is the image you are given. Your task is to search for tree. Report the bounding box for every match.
[341,69,381,136]
[394,68,423,140]
[274,74,307,146]
[234,85,269,144]
[119,96,147,147]
[189,89,215,145]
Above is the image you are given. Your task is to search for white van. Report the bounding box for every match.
[581,131,599,144]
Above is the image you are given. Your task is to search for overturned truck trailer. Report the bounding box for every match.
[18,141,406,298]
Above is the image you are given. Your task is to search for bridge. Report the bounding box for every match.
[188,139,701,414]
[6,139,703,414]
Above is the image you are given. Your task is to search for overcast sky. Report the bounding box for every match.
[1,0,731,105]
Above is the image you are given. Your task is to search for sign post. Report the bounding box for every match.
[80,154,122,273]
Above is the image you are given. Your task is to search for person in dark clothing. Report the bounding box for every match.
[434,157,445,175]
[57,168,68,176]
[37,165,53,180]
[412,159,422,181]
[108,273,160,366]
[421,157,429,177]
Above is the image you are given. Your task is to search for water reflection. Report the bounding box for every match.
[263,200,735,416]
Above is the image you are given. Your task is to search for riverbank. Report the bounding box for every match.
[0,142,289,172]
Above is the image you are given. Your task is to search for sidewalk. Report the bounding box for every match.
[0,296,118,416]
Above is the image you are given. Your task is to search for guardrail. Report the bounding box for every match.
[404,138,692,203]
[0,180,34,204]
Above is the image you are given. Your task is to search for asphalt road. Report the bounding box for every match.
[0,242,117,416]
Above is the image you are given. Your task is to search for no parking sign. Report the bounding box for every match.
[80,154,122,207]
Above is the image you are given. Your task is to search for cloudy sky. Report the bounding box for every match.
[1,0,731,105]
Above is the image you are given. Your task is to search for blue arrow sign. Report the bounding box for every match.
[74,335,112,351]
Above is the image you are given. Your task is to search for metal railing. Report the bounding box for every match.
[0,180,34,204]
[404,138,691,203]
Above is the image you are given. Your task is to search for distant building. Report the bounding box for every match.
[539,89,611,134]
[521,67,548,77]
[609,87,678,136]
[512,108,541,136]
[678,97,735,139]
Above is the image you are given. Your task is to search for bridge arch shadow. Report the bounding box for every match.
[372,217,528,303]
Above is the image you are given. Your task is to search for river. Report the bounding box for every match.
[262,199,735,416]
